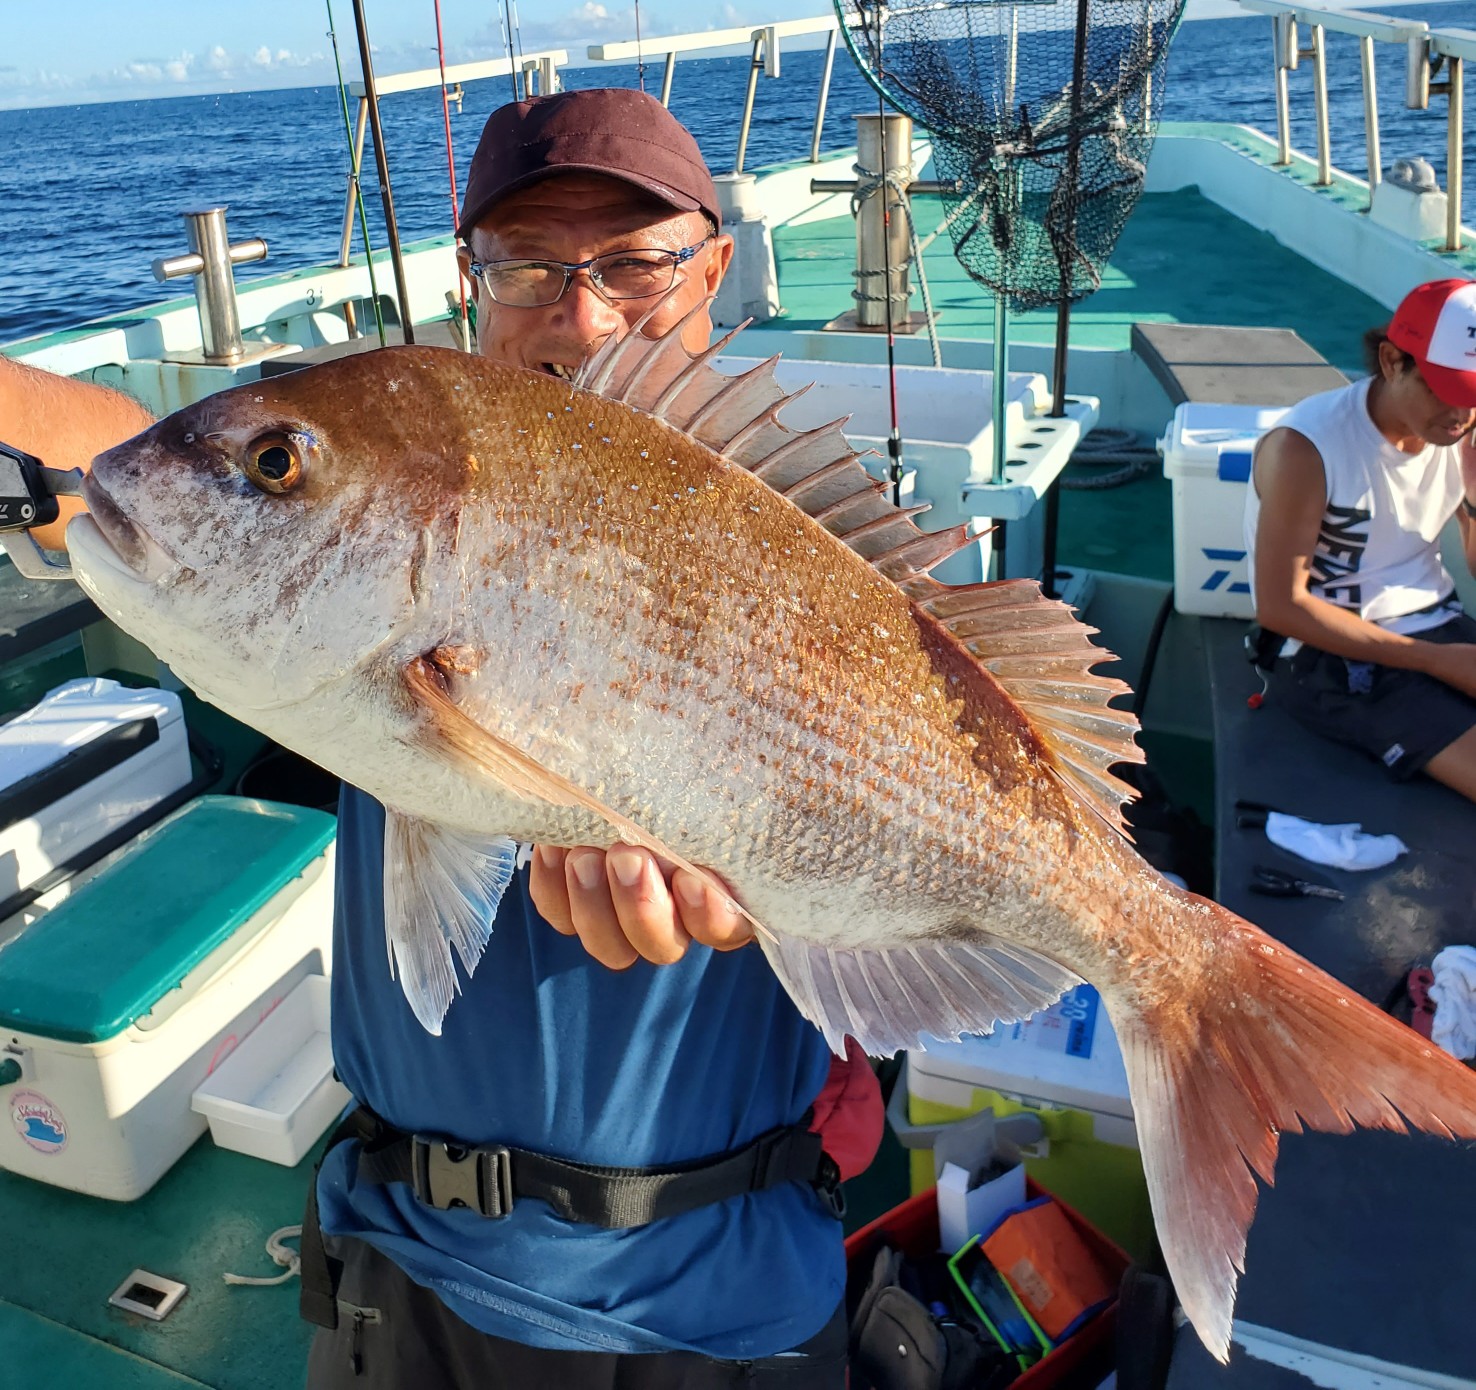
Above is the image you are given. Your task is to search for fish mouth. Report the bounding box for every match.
[538,363,578,382]
[75,474,179,583]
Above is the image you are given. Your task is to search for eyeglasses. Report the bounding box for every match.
[466,238,712,308]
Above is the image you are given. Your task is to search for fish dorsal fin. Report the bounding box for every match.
[578,309,1143,833]
[575,302,976,592]
[913,576,1145,835]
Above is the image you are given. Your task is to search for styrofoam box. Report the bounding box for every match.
[192,974,350,1167]
[0,678,191,906]
[1160,403,1289,619]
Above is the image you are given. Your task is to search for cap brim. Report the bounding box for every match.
[1421,358,1476,411]
[458,166,704,240]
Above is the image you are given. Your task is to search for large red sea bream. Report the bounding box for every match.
[63,318,1476,1360]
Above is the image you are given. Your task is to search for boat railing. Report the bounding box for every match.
[338,49,569,267]
[1238,0,1466,250]
[585,17,845,172]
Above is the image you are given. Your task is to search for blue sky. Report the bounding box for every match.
[0,0,1453,109]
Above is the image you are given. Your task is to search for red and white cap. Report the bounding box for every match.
[1387,278,1476,409]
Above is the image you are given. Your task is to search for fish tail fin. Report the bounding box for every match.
[1116,900,1476,1363]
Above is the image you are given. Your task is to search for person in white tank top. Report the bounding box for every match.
[1248,279,1476,799]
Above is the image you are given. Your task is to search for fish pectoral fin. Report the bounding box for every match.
[758,931,1081,1058]
[401,654,757,935]
[382,812,519,1036]
[1117,899,1476,1363]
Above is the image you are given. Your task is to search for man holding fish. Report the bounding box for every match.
[1,89,877,1387]
[15,72,1476,1386]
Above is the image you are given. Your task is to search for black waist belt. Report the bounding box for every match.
[300,1104,840,1330]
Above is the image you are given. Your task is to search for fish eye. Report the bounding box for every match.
[244,435,304,494]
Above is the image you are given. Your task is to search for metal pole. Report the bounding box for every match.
[1050,0,1091,419]
[992,292,1009,487]
[1312,24,1332,186]
[351,0,415,342]
[338,98,369,267]
[660,51,675,107]
[1273,15,1294,166]
[1448,55,1465,252]
[1360,34,1381,203]
[811,28,837,163]
[735,34,764,174]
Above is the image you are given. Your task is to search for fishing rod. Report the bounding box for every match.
[432,0,472,351]
[351,0,416,345]
[867,1,906,509]
[326,0,386,346]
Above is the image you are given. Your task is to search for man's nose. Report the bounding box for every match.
[556,271,625,341]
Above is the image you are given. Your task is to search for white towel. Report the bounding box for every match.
[1430,946,1476,1062]
[1263,812,1408,872]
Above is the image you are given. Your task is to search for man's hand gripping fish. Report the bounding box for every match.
[64,309,1476,1362]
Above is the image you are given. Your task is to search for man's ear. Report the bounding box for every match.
[1377,338,1410,383]
[704,234,735,297]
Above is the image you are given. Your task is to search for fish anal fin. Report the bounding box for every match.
[382,812,517,1035]
[758,931,1081,1058]
[913,578,1144,835]
[401,655,757,934]
[1122,901,1476,1361]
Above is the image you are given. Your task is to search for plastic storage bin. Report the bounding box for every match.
[845,1183,1127,1388]
[192,974,349,1167]
[0,678,192,913]
[0,796,336,1199]
[904,985,1154,1260]
[1159,402,1288,619]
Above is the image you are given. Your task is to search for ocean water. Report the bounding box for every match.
[2,3,1473,345]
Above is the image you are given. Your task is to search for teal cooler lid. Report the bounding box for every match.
[0,795,335,1044]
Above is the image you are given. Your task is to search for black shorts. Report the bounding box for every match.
[305,1232,848,1390]
[1268,612,1476,781]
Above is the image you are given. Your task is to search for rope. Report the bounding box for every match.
[223,1225,303,1288]
[432,0,472,351]
[326,0,386,346]
[1058,427,1158,490]
[848,162,943,371]
[634,0,646,94]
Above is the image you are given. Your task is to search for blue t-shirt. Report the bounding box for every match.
[316,787,843,1356]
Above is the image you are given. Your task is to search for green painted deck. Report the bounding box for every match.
[0,1136,321,1390]
[773,188,1387,372]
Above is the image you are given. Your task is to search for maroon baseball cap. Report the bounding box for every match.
[457,88,720,239]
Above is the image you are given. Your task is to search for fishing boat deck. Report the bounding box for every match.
[771,188,1389,369]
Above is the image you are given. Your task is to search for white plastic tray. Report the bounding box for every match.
[191,974,349,1166]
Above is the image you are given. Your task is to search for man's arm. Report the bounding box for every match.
[0,356,155,550]
[1455,431,1476,578]
[1253,426,1476,697]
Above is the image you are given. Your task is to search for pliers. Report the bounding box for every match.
[1248,865,1344,900]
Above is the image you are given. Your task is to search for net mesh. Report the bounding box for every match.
[838,0,1185,311]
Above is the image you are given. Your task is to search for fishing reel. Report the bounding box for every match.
[0,441,83,580]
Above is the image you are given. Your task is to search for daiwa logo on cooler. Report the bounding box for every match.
[11,1090,67,1154]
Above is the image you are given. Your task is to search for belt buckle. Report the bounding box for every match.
[410,1139,514,1218]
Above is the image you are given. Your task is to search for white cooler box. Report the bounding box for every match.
[1160,403,1289,619]
[0,678,192,916]
[0,795,336,1199]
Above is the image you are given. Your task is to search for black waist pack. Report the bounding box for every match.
[849,1246,1015,1390]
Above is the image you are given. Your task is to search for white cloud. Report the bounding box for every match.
[251,45,273,67]
[164,53,194,82]
[205,45,232,73]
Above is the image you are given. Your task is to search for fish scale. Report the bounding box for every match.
[64,328,1476,1365]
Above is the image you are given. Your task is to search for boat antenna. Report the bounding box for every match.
[432,0,472,351]
[326,0,386,346]
[351,0,416,344]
